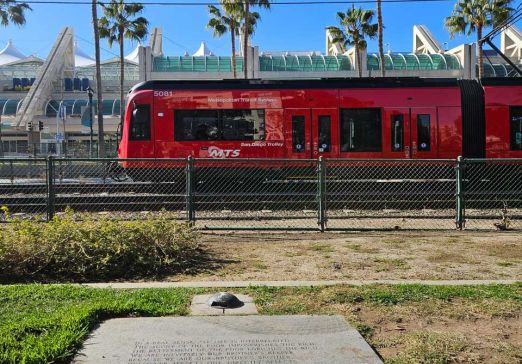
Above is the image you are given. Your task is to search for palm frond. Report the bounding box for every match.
[98,0,148,48]
[445,0,513,37]
[0,0,31,27]
[328,5,377,52]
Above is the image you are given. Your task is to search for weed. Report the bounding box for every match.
[251,260,268,270]
[496,261,515,267]
[308,243,335,253]
[373,258,411,272]
[345,244,380,254]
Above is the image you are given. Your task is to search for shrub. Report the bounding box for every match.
[0,209,200,282]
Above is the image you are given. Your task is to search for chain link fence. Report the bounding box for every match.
[0,158,48,219]
[51,158,187,220]
[0,156,521,230]
[325,159,457,230]
[460,159,522,230]
[193,159,319,230]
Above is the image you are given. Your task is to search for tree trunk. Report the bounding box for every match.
[243,1,249,79]
[231,23,237,79]
[377,0,385,77]
[477,25,483,79]
[119,29,124,135]
[92,0,105,157]
[355,39,362,78]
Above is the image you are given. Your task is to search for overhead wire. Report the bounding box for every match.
[75,34,120,58]
[481,8,522,41]
[13,0,454,5]
[163,35,191,53]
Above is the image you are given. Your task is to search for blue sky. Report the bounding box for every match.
[0,1,513,60]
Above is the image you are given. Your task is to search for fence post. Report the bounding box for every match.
[46,156,55,221]
[317,156,327,232]
[455,156,464,230]
[185,156,195,225]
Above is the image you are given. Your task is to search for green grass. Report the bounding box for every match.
[1,283,520,363]
[0,285,199,364]
[246,283,522,311]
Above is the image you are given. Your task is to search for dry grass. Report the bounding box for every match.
[376,331,470,364]
[247,284,522,364]
[168,231,522,282]
[426,250,479,265]
[486,243,522,260]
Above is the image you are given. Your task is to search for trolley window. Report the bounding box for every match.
[222,110,265,141]
[318,115,331,152]
[175,110,219,141]
[292,115,305,153]
[417,114,431,151]
[174,109,265,141]
[129,104,151,141]
[340,108,382,152]
[391,114,404,152]
[510,106,522,150]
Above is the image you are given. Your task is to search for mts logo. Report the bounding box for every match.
[208,146,240,158]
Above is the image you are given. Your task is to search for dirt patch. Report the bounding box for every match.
[357,299,522,363]
[247,285,522,364]
[168,231,522,281]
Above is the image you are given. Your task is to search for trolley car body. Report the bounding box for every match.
[118,78,522,162]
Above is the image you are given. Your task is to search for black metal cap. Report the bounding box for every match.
[207,292,244,310]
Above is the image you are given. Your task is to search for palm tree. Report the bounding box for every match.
[0,0,31,157]
[241,0,270,79]
[98,0,148,133]
[207,1,243,78]
[445,0,512,79]
[327,5,378,77]
[0,0,31,27]
[376,0,385,76]
[92,0,105,157]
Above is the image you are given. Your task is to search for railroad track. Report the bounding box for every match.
[1,188,520,215]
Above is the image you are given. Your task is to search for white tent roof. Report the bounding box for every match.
[74,42,95,67]
[4,55,43,66]
[125,44,140,64]
[0,40,27,66]
[193,41,212,56]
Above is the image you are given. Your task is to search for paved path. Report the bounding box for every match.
[83,279,520,289]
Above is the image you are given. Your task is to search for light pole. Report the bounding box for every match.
[87,86,94,158]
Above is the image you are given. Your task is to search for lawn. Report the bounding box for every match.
[1,283,521,363]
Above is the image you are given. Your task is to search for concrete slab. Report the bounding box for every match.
[74,315,382,364]
[190,293,258,315]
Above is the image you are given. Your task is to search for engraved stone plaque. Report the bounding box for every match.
[74,315,382,363]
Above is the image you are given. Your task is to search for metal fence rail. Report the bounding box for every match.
[0,156,521,231]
